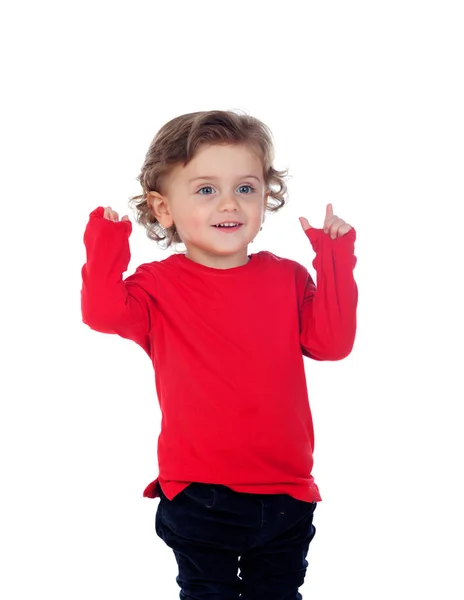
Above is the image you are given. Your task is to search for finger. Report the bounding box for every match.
[329,219,351,238]
[326,203,334,219]
[299,217,312,231]
[329,218,344,238]
[324,213,337,234]
[337,222,353,237]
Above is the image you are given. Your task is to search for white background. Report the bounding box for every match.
[1,0,463,598]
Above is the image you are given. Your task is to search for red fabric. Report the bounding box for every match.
[81,206,358,503]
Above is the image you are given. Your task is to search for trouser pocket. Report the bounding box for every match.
[182,482,217,508]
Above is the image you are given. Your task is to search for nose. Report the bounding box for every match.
[217,191,240,211]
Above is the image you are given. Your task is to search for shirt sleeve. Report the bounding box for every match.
[299,227,358,361]
[80,206,156,356]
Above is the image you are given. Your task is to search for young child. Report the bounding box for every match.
[81,110,358,599]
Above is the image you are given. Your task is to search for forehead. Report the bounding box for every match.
[177,143,264,181]
[191,142,261,164]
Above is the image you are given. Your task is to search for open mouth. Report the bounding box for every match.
[212,224,243,232]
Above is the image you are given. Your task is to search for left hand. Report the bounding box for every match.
[299,204,353,239]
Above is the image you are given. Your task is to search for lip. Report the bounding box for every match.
[212,224,244,233]
[213,221,243,226]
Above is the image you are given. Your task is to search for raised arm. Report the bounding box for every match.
[81,206,156,356]
[298,205,358,361]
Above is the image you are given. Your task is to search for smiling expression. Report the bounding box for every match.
[148,143,269,269]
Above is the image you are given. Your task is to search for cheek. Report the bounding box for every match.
[249,202,265,222]
[186,209,206,229]
[174,205,205,234]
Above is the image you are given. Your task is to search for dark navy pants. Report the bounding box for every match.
[155,481,317,599]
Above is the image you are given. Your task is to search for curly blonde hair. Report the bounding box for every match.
[128,109,289,250]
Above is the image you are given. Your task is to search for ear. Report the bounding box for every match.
[147,191,174,229]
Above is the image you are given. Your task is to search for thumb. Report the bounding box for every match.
[299,216,312,231]
[121,215,130,222]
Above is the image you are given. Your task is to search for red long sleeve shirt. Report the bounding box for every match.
[81,206,358,503]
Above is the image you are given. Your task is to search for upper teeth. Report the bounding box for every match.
[216,223,240,227]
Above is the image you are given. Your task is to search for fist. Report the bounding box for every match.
[299,204,352,239]
[103,206,130,222]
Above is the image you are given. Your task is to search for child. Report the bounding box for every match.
[81,110,358,599]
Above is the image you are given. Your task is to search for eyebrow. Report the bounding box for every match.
[188,175,261,183]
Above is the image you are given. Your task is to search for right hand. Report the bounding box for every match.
[103,206,130,222]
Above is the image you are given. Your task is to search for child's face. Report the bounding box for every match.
[149,143,269,269]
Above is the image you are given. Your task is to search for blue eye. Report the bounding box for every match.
[197,184,256,195]
[238,185,255,194]
[198,186,214,195]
